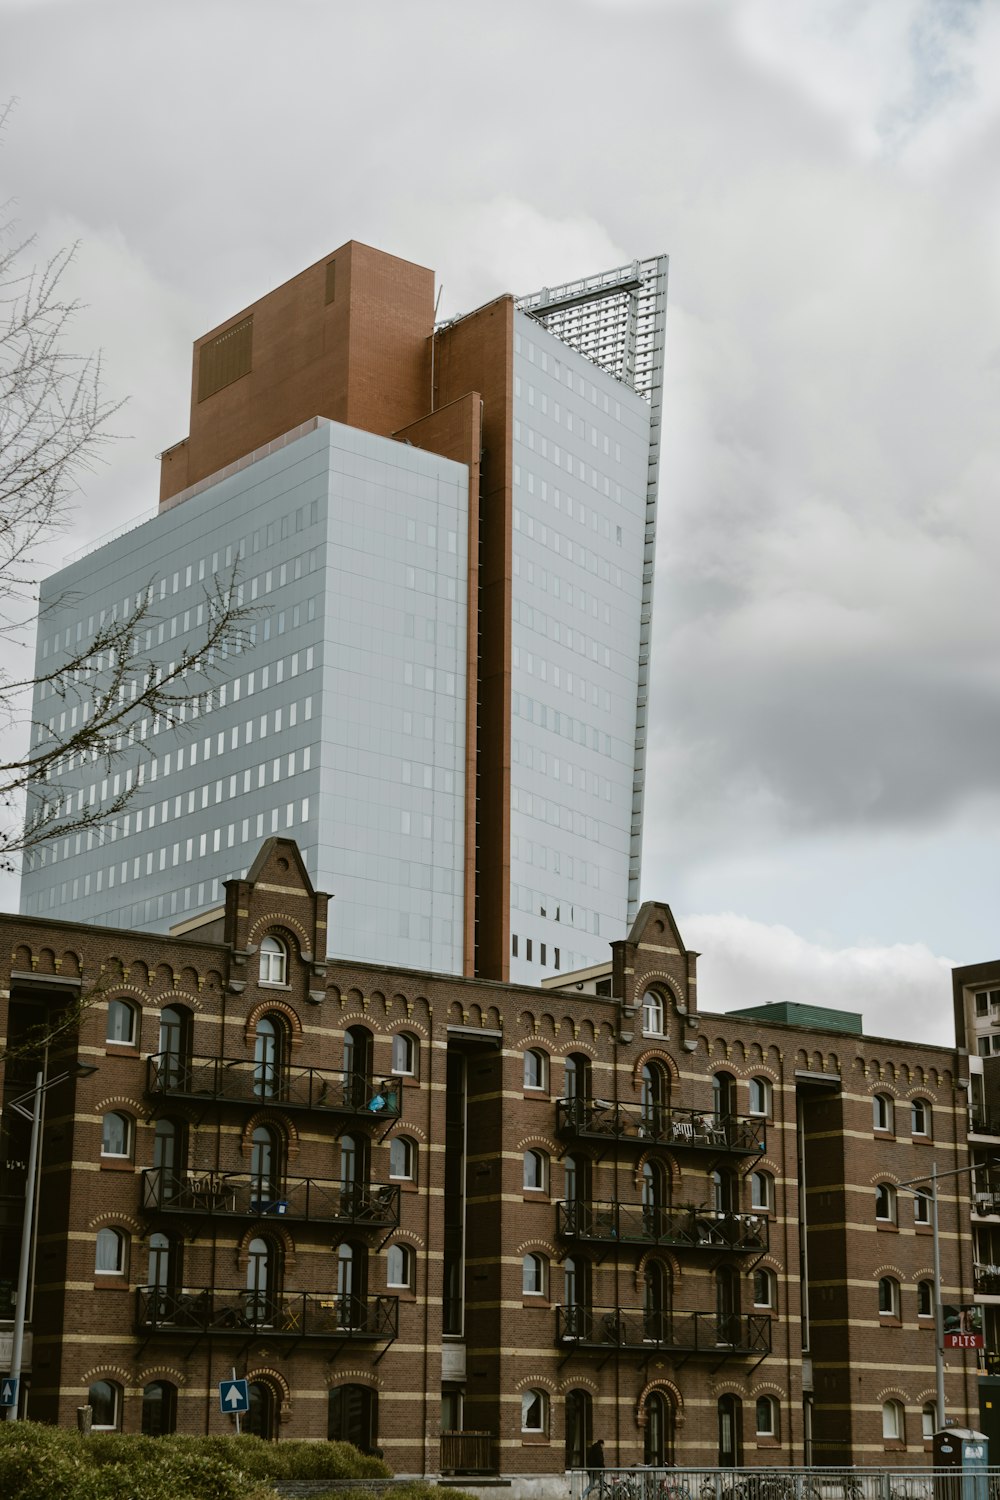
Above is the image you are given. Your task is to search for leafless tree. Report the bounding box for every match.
[0,132,251,870]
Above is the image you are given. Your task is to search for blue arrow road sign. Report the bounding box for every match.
[219,1378,249,1414]
[0,1376,18,1408]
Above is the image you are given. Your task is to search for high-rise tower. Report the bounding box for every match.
[21,242,667,982]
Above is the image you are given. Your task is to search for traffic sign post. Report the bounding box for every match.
[219,1375,249,1434]
[0,1375,18,1411]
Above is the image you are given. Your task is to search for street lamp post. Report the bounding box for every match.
[3,1063,97,1423]
[897,1155,1000,1434]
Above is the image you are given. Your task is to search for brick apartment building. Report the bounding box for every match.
[0,839,978,1470]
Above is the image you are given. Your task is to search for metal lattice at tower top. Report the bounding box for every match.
[514,255,668,403]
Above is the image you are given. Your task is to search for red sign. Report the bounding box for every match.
[944,1332,984,1349]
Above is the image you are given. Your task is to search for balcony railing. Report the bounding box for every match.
[440,1431,496,1475]
[136,1286,398,1340]
[556,1200,768,1253]
[555,1305,771,1356]
[975,1263,1000,1294]
[141,1170,400,1228]
[970,1118,1000,1138]
[146,1054,403,1118]
[556,1098,764,1154]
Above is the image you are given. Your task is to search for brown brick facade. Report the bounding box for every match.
[0,841,977,1469]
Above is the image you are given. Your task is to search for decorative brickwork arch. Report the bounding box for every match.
[557,1371,599,1394]
[155,987,206,1012]
[635,1377,685,1428]
[326,1366,383,1388]
[636,1248,681,1286]
[632,1048,681,1088]
[246,1366,292,1425]
[235,1222,297,1271]
[634,1150,682,1194]
[136,1362,187,1387]
[515,1237,560,1259]
[241,1109,301,1162]
[87,1209,143,1236]
[243,998,303,1048]
[248,913,309,952]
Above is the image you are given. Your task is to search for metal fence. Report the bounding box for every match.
[568,1469,996,1500]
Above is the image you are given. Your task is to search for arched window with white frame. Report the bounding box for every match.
[642,989,665,1036]
[259,934,287,985]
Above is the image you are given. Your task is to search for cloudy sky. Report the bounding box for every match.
[3,0,999,1044]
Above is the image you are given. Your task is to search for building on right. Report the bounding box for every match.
[952,958,1000,1446]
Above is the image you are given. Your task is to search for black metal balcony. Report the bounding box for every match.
[974,1264,1000,1295]
[556,1199,768,1253]
[555,1304,771,1357]
[146,1054,402,1119]
[140,1170,400,1228]
[556,1098,764,1155]
[136,1286,398,1340]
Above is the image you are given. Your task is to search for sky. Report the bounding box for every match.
[2,0,999,1046]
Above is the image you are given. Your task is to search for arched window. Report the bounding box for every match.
[641,1061,668,1135]
[917,1279,934,1318]
[158,1004,191,1090]
[713,1168,739,1215]
[328,1384,378,1453]
[142,1380,177,1437]
[88,1380,122,1431]
[389,1135,415,1181]
[151,1117,184,1206]
[753,1268,776,1309]
[246,1380,277,1441]
[644,1259,672,1342]
[922,1401,937,1441]
[882,1399,905,1442]
[521,1388,548,1434]
[246,1235,281,1326]
[392,1032,417,1076]
[643,1390,674,1465]
[911,1098,931,1137]
[107,998,137,1046]
[564,1053,591,1100]
[523,1252,548,1296]
[253,1014,286,1100]
[101,1111,133,1159]
[95,1227,126,1276]
[524,1048,549,1091]
[914,1188,931,1225]
[642,989,665,1036]
[716,1264,740,1342]
[873,1094,894,1132]
[387,1243,413,1290]
[523,1148,548,1192]
[251,1124,282,1205]
[749,1077,772,1117]
[875,1183,897,1223]
[755,1396,779,1438]
[751,1170,774,1212]
[147,1231,175,1294]
[878,1276,900,1317]
[718,1394,743,1467]
[565,1388,592,1468]
[343,1025,373,1106]
[259,935,287,985]
[713,1071,737,1114]
[642,1159,668,1236]
[336,1241,368,1328]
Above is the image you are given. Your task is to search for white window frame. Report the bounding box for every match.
[101,1111,132,1159]
[911,1098,930,1137]
[89,1379,122,1432]
[386,1243,412,1289]
[752,1268,775,1308]
[917,1280,934,1318]
[642,990,665,1037]
[875,1183,896,1223]
[521,1388,548,1434]
[750,1170,773,1211]
[914,1189,931,1225]
[95,1226,126,1276]
[878,1276,900,1317]
[106,998,137,1046]
[523,1252,547,1296]
[259,935,287,985]
[749,1077,772,1117]
[523,1148,548,1192]
[873,1094,894,1132]
[755,1395,777,1437]
[389,1136,415,1181]
[524,1048,548,1091]
[392,1032,417,1076]
[882,1399,904,1441]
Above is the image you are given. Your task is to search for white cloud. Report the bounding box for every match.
[681,909,954,1045]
